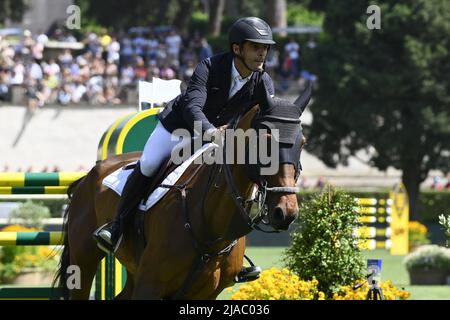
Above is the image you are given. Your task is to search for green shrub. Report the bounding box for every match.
[284,188,365,298]
[8,200,50,230]
[419,191,450,222]
[287,4,324,26]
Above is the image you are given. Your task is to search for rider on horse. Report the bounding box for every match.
[94,17,277,254]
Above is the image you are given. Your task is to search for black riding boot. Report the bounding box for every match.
[94,162,153,253]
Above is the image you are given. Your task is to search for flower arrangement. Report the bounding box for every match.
[403,245,450,285]
[409,221,430,249]
[229,267,410,300]
[403,245,450,271]
[230,268,325,300]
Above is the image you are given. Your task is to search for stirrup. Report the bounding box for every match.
[234,254,261,283]
[234,265,262,283]
[92,223,123,254]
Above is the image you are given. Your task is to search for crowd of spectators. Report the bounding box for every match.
[431,175,450,191]
[0,27,315,110]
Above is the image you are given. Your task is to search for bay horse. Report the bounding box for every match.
[55,84,311,299]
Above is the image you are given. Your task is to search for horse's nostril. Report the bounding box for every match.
[273,207,285,221]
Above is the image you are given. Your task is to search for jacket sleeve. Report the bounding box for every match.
[180,59,215,134]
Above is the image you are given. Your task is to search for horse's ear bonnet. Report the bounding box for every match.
[255,81,311,144]
[249,82,312,180]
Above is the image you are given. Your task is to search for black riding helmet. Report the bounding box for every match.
[229,17,276,72]
[229,17,276,47]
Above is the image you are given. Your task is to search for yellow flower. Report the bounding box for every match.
[231,267,325,300]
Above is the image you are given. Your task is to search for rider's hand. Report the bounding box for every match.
[204,126,226,144]
[218,124,228,132]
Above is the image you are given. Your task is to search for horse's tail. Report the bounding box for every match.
[52,177,84,300]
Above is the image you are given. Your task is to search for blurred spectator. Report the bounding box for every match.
[58,49,73,67]
[284,38,300,78]
[265,48,279,79]
[71,79,87,103]
[179,60,195,82]
[316,176,326,190]
[147,60,160,79]
[28,59,43,81]
[146,32,159,62]
[299,176,309,189]
[120,63,135,86]
[107,37,120,64]
[160,61,175,80]
[58,83,72,105]
[10,59,25,85]
[134,56,148,81]
[0,68,10,101]
[165,29,182,63]
[199,38,213,61]
[431,176,444,191]
[25,77,44,111]
[86,32,101,56]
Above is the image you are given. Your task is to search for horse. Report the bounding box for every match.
[55,83,312,299]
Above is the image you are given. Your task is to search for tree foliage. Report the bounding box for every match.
[0,0,26,25]
[74,0,203,32]
[305,0,450,218]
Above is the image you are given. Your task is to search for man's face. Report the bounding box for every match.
[234,41,269,72]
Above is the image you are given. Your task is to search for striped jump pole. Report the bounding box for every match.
[0,186,69,194]
[0,172,86,187]
[0,231,64,246]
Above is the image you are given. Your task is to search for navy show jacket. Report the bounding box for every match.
[157,52,275,135]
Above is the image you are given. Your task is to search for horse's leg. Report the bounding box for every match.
[199,238,247,300]
[129,250,165,299]
[131,269,163,299]
[131,282,162,300]
[114,271,134,300]
[68,253,102,299]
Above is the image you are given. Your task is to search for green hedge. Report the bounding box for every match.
[419,191,450,222]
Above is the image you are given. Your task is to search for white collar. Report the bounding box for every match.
[231,59,253,82]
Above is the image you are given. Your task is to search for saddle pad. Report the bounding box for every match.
[102,143,218,212]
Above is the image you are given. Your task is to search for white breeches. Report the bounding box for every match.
[139,121,190,177]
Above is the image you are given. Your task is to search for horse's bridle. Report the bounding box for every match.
[220,114,301,234]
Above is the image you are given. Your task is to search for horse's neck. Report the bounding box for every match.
[202,106,258,240]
